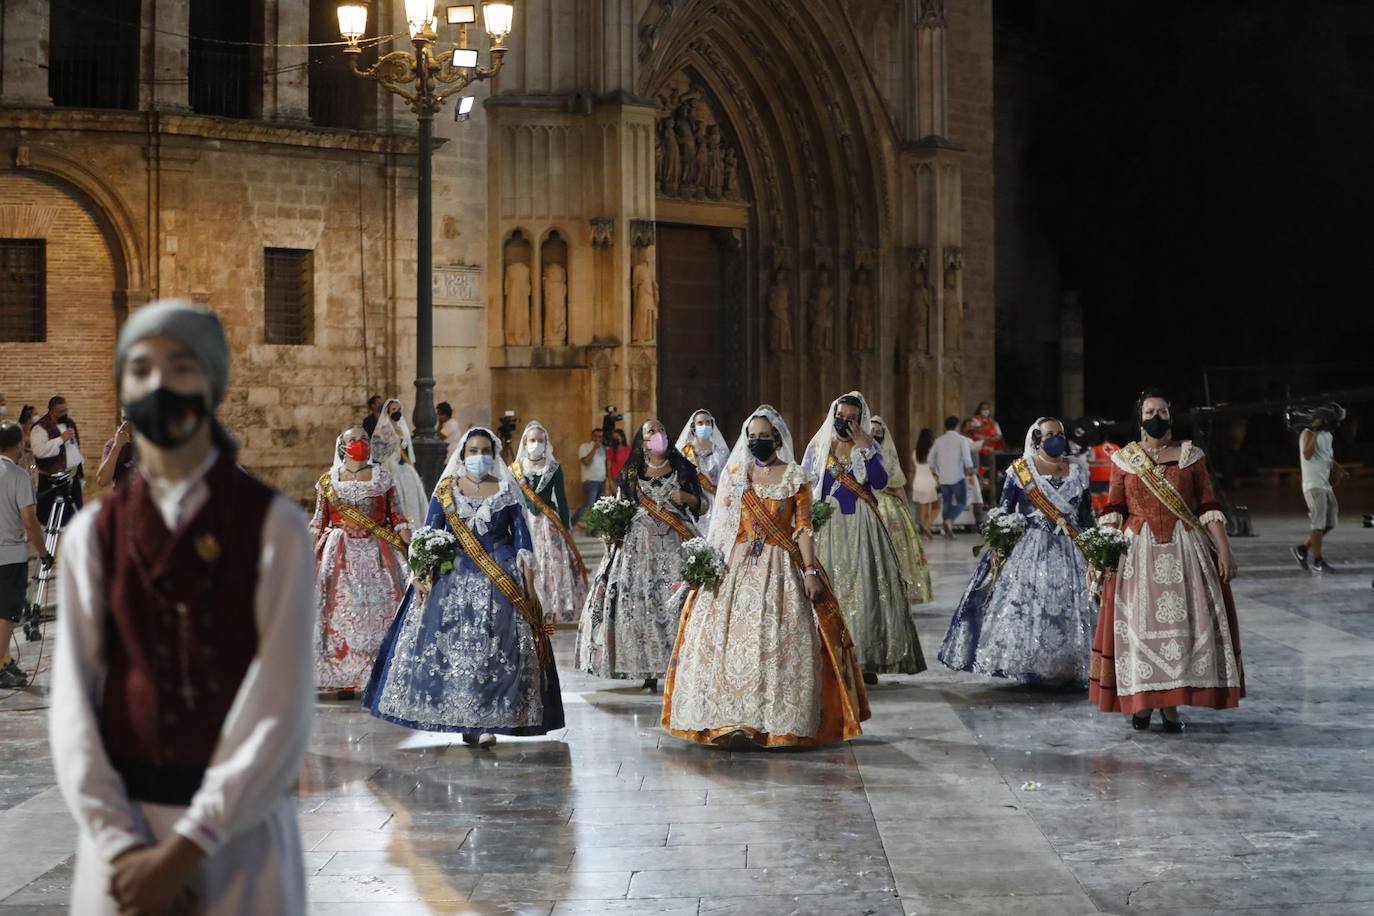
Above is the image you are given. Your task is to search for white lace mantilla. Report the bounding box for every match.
[750,462,807,500]
[447,479,520,535]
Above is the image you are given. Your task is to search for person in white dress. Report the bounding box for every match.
[51,300,314,915]
[372,397,427,525]
[674,408,731,527]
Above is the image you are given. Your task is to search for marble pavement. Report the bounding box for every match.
[2,508,1372,915]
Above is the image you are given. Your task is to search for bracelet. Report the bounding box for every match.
[803,568,820,577]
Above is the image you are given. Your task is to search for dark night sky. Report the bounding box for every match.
[997,1,1374,458]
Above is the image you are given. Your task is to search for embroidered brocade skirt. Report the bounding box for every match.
[1089,523,1244,713]
[662,541,869,747]
[875,492,933,604]
[391,462,428,531]
[575,512,692,678]
[315,527,410,691]
[529,512,588,624]
[938,524,1096,686]
[815,501,926,675]
[364,549,565,735]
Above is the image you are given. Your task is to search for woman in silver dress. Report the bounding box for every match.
[938,418,1097,686]
[576,418,704,692]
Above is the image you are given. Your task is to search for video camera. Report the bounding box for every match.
[497,410,518,445]
[1284,402,1345,433]
[601,406,623,440]
[1068,416,1115,449]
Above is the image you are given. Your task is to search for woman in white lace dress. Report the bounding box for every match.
[662,406,869,747]
[372,397,427,525]
[576,418,704,692]
[512,421,588,623]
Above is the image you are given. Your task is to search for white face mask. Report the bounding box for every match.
[527,441,546,460]
[0,406,6,417]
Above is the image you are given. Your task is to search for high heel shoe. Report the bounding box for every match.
[862,672,878,686]
[1131,712,1152,731]
[1160,714,1184,734]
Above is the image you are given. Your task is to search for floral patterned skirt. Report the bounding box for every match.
[315,529,409,691]
[530,513,588,624]
[1090,524,1244,713]
[876,492,933,604]
[364,551,565,735]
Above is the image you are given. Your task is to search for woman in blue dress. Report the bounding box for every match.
[365,426,564,747]
[938,417,1097,687]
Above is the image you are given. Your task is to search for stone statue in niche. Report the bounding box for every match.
[808,266,834,356]
[908,261,931,357]
[503,260,532,346]
[850,264,875,352]
[766,267,792,354]
[674,97,699,188]
[658,114,680,194]
[943,265,963,356]
[693,122,711,199]
[542,262,567,346]
[705,125,725,199]
[723,149,740,200]
[631,248,659,344]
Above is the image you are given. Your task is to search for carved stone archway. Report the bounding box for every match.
[639,0,901,434]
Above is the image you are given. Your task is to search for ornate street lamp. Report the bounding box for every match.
[337,1,513,492]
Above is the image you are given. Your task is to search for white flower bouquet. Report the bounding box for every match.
[680,537,727,590]
[583,495,638,544]
[974,506,1027,559]
[409,526,458,583]
[1079,526,1130,574]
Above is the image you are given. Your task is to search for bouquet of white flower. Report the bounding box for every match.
[680,537,726,590]
[1079,526,1130,574]
[583,495,637,544]
[974,506,1027,558]
[409,526,458,583]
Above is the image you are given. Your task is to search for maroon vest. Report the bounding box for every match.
[95,453,276,805]
[34,414,66,476]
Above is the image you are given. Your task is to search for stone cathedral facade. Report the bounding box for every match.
[0,0,992,500]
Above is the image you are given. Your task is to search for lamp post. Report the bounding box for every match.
[337,0,513,493]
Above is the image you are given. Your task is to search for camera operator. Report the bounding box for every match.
[1294,411,1346,573]
[30,396,85,526]
[0,421,52,688]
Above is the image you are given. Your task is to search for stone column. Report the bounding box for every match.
[263,0,309,122]
[141,0,190,111]
[900,0,948,142]
[0,0,52,107]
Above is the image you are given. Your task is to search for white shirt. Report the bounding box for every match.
[578,440,607,482]
[439,418,461,461]
[50,450,316,862]
[928,430,974,485]
[30,418,84,471]
[1300,429,1334,492]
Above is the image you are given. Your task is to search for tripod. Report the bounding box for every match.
[21,472,73,642]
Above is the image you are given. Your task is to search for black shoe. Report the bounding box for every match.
[1312,558,1332,573]
[1161,717,1185,734]
[1292,544,1309,570]
[0,661,29,689]
[862,672,878,686]
[1131,712,1152,731]
[642,677,659,694]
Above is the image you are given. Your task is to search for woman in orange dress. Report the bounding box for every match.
[662,405,869,748]
[1090,388,1243,734]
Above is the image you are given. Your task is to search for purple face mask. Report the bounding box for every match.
[647,431,669,455]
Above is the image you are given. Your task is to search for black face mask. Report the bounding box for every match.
[389,410,403,422]
[1142,415,1171,440]
[873,433,885,444]
[833,416,851,439]
[748,437,776,461]
[125,388,208,449]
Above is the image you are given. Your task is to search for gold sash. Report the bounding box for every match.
[436,478,555,668]
[319,472,407,552]
[512,464,589,582]
[1010,458,1086,557]
[1117,442,1218,552]
[638,490,697,542]
[824,456,879,509]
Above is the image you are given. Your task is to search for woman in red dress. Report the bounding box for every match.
[1089,389,1243,733]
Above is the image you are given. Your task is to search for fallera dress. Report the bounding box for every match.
[514,459,588,624]
[364,480,564,735]
[939,459,1097,686]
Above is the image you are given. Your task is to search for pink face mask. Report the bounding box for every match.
[647,431,669,456]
